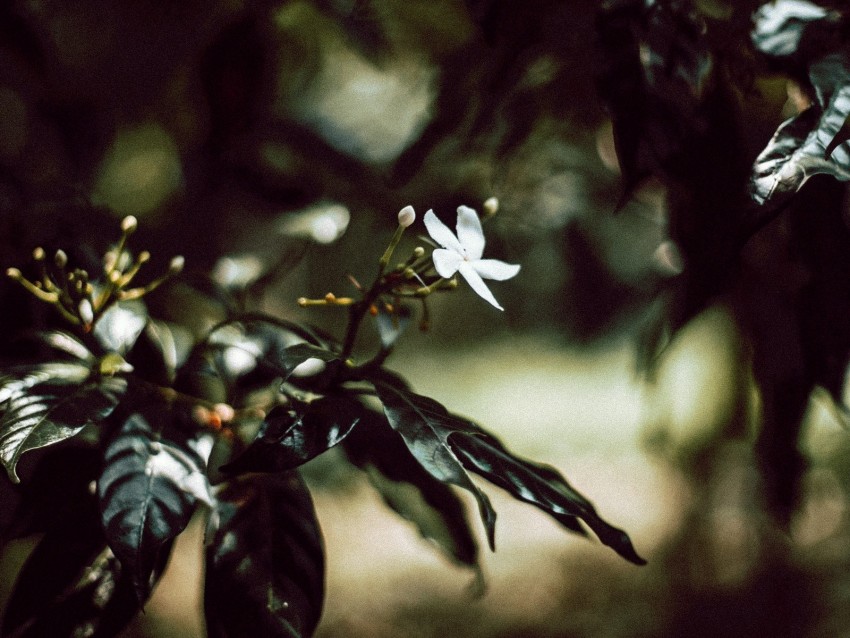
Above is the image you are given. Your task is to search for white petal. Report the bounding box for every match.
[432,248,463,278]
[458,261,503,310]
[456,205,485,261]
[473,259,520,281]
[424,209,463,253]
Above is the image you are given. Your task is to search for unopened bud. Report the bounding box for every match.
[297,297,308,307]
[324,292,336,302]
[78,299,94,325]
[32,247,45,261]
[6,267,22,280]
[54,250,68,269]
[213,403,236,423]
[483,197,499,217]
[413,247,425,258]
[397,205,416,228]
[137,251,151,264]
[121,216,138,234]
[168,255,185,274]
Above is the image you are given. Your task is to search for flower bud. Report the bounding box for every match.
[78,299,94,325]
[168,255,185,274]
[121,216,138,234]
[32,247,45,261]
[397,205,416,228]
[483,197,499,217]
[54,250,68,269]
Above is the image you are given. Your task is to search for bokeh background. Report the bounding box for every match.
[1,0,850,636]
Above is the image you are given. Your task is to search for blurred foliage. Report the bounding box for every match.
[6,0,850,636]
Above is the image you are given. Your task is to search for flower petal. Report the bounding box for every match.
[432,248,463,278]
[458,261,503,310]
[456,205,485,261]
[424,209,463,253]
[473,259,520,281]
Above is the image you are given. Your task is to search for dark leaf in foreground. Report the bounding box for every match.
[373,382,496,549]
[3,445,101,541]
[222,396,362,475]
[374,382,645,564]
[343,408,479,569]
[597,0,713,195]
[0,375,126,483]
[205,472,324,638]
[128,319,193,386]
[99,410,213,602]
[1,494,137,638]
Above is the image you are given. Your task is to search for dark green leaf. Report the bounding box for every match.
[205,472,324,638]
[0,376,126,483]
[98,410,213,602]
[128,319,193,386]
[182,319,340,399]
[92,300,148,355]
[1,492,137,638]
[222,396,362,475]
[0,362,90,404]
[597,0,713,195]
[343,408,479,568]
[2,445,100,541]
[372,382,497,550]
[373,382,645,564]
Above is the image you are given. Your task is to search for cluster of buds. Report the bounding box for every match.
[6,216,184,332]
[297,205,459,330]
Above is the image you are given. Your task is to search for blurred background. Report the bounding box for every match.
[2,0,850,635]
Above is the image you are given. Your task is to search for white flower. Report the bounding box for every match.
[424,205,520,311]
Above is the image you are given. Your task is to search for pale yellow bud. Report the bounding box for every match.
[397,205,416,228]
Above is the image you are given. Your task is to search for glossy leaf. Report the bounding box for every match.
[749,2,850,206]
[343,408,479,569]
[92,300,148,355]
[0,376,126,483]
[205,472,324,638]
[372,382,497,550]
[185,318,340,397]
[0,362,90,404]
[751,56,850,205]
[30,330,94,363]
[98,410,213,602]
[128,319,193,385]
[222,396,362,475]
[1,493,138,638]
[751,0,841,62]
[373,382,645,564]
